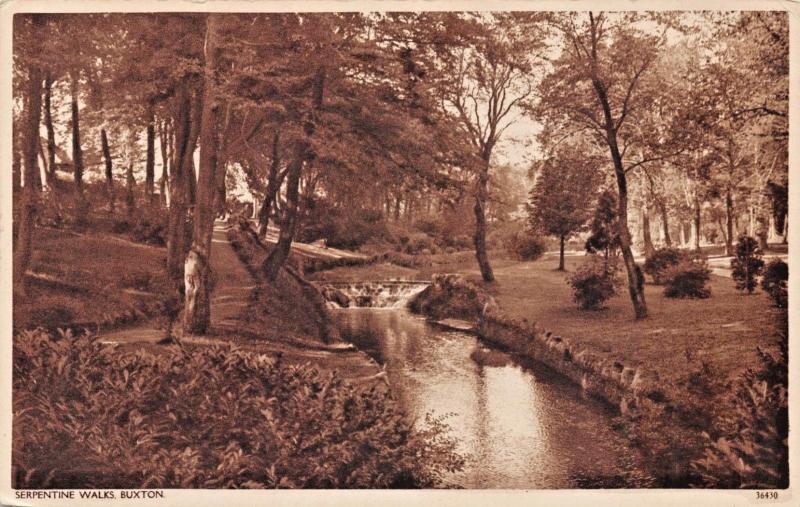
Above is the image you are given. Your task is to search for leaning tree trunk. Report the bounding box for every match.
[473,153,495,282]
[642,205,655,258]
[145,105,156,205]
[100,128,114,212]
[558,234,566,271]
[262,65,325,279]
[43,73,57,188]
[14,16,44,293]
[184,14,222,335]
[725,188,734,256]
[263,152,304,281]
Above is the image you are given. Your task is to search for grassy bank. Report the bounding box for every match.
[14,227,172,332]
[479,254,783,390]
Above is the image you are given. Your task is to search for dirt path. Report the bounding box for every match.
[99,222,382,381]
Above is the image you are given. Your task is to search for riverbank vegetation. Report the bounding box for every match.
[13,329,464,489]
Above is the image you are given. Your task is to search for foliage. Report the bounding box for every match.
[761,259,788,308]
[505,230,546,262]
[643,247,691,285]
[691,334,788,488]
[663,259,711,299]
[584,189,620,260]
[527,145,601,245]
[13,329,464,489]
[730,235,765,293]
[567,256,621,310]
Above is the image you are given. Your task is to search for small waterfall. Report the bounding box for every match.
[316,281,430,309]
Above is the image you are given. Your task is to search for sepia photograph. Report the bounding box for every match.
[2,1,795,504]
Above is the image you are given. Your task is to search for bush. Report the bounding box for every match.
[506,231,546,261]
[404,233,436,255]
[644,247,691,285]
[130,215,167,246]
[663,259,711,299]
[730,235,765,294]
[413,216,440,236]
[13,330,464,489]
[568,256,620,310]
[761,259,788,308]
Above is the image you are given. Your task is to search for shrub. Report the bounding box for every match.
[13,330,464,489]
[568,256,620,310]
[404,233,436,255]
[761,259,788,308]
[663,259,711,299]
[130,215,167,246]
[644,247,690,285]
[413,216,440,236]
[506,231,546,261]
[730,235,765,294]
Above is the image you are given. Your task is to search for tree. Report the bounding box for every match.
[585,189,620,273]
[527,144,601,270]
[13,15,45,293]
[435,13,546,282]
[184,14,224,334]
[730,235,764,294]
[538,12,684,319]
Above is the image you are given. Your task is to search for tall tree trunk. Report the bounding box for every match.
[693,196,701,252]
[263,152,304,281]
[725,188,734,256]
[184,15,223,334]
[474,153,494,282]
[642,205,655,258]
[125,160,135,217]
[187,159,197,206]
[658,201,672,247]
[258,131,283,236]
[70,71,86,225]
[13,147,21,196]
[145,105,156,204]
[44,73,57,187]
[100,128,114,212]
[14,16,44,293]
[166,82,198,283]
[393,194,401,221]
[158,118,170,206]
[558,234,566,271]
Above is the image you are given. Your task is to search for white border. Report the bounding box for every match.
[0,1,796,506]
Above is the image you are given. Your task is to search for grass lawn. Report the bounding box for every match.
[469,253,784,390]
[14,227,171,331]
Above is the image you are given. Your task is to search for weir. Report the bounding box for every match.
[315,280,430,309]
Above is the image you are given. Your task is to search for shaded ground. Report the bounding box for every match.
[101,223,381,381]
[14,227,171,331]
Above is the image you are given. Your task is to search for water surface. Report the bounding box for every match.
[334,307,644,488]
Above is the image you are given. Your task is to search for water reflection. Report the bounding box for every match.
[334,308,639,489]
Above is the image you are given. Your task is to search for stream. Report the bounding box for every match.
[332,302,645,488]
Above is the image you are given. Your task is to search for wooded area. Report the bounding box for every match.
[12,11,787,326]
